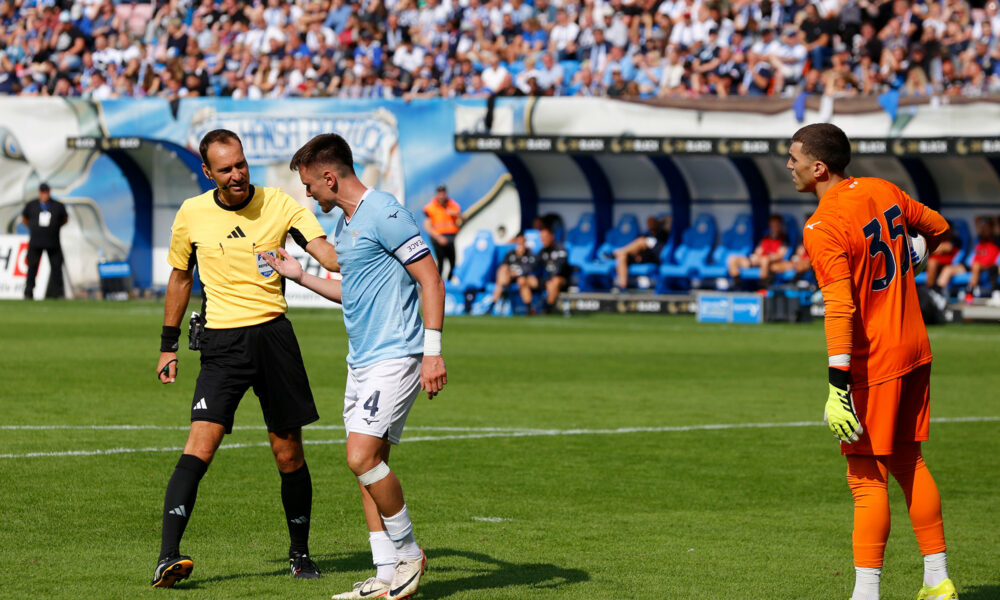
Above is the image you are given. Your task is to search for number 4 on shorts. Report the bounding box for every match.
[363,391,380,417]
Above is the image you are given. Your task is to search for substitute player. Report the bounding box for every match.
[789,123,958,600]
[261,133,446,600]
[152,129,339,588]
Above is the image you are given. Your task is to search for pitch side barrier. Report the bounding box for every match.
[454,134,1000,158]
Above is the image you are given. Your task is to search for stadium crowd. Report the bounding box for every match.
[1,0,998,99]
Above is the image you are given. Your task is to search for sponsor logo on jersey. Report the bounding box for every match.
[257,250,277,277]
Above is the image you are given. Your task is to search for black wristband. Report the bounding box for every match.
[828,366,851,389]
[161,326,181,353]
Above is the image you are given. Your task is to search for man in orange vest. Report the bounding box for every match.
[422,184,463,281]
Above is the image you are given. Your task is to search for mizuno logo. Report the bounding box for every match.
[169,505,187,517]
[227,226,247,239]
[193,398,208,410]
[363,418,377,426]
[290,516,309,524]
[805,221,822,230]
[388,211,398,219]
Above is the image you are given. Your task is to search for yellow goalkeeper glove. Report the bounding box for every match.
[824,367,863,443]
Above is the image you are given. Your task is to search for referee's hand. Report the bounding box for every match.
[421,355,447,399]
[157,352,178,384]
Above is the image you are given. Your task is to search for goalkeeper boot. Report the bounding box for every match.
[151,555,194,588]
[332,577,391,599]
[916,578,958,600]
[387,549,426,600]
[290,552,321,579]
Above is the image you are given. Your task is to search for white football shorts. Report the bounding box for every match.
[343,355,421,445]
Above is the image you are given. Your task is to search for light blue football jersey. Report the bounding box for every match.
[333,189,431,368]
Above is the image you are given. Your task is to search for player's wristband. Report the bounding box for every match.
[828,366,850,390]
[160,326,181,353]
[423,329,442,356]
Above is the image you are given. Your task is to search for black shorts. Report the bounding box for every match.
[191,315,318,434]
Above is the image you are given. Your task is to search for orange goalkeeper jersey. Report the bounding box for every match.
[803,177,950,389]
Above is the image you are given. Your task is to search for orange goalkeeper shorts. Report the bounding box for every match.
[842,363,931,456]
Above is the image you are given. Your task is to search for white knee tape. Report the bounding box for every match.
[358,461,391,486]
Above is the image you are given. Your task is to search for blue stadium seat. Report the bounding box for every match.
[524,228,542,253]
[628,238,675,289]
[698,214,753,279]
[560,60,581,87]
[564,212,597,270]
[445,229,497,295]
[578,214,640,291]
[657,213,718,292]
[945,220,992,292]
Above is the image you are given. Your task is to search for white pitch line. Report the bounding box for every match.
[1,416,996,460]
[0,425,543,432]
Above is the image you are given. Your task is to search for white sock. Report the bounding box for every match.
[381,504,422,560]
[852,566,881,600]
[369,530,395,583]
[923,552,949,587]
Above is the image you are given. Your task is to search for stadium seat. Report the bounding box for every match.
[444,230,497,314]
[564,212,598,270]
[560,60,581,87]
[698,214,753,280]
[524,228,542,253]
[578,214,640,291]
[657,213,718,292]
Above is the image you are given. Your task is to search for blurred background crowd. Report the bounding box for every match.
[1,0,998,100]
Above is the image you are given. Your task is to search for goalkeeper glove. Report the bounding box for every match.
[824,367,863,443]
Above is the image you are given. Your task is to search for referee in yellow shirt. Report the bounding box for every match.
[151,130,339,588]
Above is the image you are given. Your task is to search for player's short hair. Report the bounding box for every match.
[791,123,851,175]
[199,129,242,168]
[289,133,356,176]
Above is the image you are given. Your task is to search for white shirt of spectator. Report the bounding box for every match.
[604,16,629,48]
[668,19,698,48]
[516,67,543,93]
[393,44,426,74]
[92,47,123,70]
[482,63,511,93]
[307,26,337,52]
[752,37,781,58]
[550,20,580,51]
[774,40,807,80]
[691,17,717,44]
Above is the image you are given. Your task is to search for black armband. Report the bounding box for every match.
[828,366,851,390]
[161,326,181,353]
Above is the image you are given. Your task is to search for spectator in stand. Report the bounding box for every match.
[612,215,671,290]
[768,244,813,284]
[728,214,789,289]
[925,221,962,295]
[936,217,1000,303]
[488,231,539,313]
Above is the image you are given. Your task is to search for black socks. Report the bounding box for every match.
[280,462,313,556]
[159,454,209,560]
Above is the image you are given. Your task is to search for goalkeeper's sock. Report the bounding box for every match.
[923,552,949,587]
[847,455,890,568]
[369,530,396,583]
[159,454,208,560]
[852,566,881,600]
[382,505,422,560]
[280,462,312,556]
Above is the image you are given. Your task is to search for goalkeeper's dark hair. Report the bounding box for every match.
[199,129,243,169]
[289,133,356,176]
[792,123,851,175]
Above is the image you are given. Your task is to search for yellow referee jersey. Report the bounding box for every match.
[167,185,326,329]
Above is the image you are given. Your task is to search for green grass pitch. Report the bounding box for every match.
[0,300,998,599]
